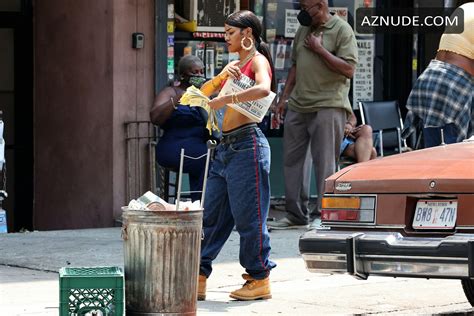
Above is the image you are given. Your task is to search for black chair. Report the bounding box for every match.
[359,101,406,157]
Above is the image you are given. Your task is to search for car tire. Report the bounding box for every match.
[461,279,474,306]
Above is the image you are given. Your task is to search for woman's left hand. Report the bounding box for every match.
[208,95,228,110]
[220,63,241,81]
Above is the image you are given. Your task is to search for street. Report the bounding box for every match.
[1,227,473,315]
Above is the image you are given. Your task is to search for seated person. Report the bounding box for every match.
[150,55,210,201]
[340,112,377,163]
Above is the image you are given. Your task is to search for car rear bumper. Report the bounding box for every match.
[299,230,474,280]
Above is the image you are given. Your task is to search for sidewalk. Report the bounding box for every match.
[1,214,473,315]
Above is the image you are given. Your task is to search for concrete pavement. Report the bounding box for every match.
[1,218,474,315]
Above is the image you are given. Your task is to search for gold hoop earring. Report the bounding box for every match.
[241,37,254,51]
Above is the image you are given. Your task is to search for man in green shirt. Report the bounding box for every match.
[269,0,357,229]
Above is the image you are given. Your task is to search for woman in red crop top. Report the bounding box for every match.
[198,10,277,302]
[200,15,275,131]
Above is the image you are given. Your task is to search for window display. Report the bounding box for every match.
[174,40,237,80]
[175,0,240,32]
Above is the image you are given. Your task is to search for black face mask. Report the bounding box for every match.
[297,10,313,26]
[186,75,206,89]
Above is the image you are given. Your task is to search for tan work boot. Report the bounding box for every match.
[229,274,271,301]
[198,274,207,301]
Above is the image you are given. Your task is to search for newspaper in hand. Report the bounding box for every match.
[179,86,220,135]
[219,74,276,122]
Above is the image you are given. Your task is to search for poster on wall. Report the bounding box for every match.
[277,79,286,103]
[266,29,277,43]
[274,43,287,70]
[195,49,205,63]
[254,0,264,18]
[266,2,278,42]
[176,0,240,32]
[215,46,224,69]
[205,49,215,79]
[168,4,174,19]
[352,39,374,109]
[284,9,299,38]
[167,36,175,80]
[196,0,240,32]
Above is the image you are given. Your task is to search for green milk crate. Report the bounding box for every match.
[59,266,124,316]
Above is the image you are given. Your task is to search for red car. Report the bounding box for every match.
[300,141,474,304]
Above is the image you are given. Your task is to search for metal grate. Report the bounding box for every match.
[125,121,156,202]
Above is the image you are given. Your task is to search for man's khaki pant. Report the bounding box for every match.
[283,108,345,224]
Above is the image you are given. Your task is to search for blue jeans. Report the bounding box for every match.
[200,125,276,280]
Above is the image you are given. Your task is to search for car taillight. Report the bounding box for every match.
[321,195,376,223]
[322,196,361,209]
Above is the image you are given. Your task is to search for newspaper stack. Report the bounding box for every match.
[179,86,220,135]
[127,191,201,212]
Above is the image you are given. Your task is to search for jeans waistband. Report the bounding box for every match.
[221,123,258,145]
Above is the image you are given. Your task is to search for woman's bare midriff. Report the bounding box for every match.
[222,107,255,132]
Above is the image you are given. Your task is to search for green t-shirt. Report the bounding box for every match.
[288,14,358,114]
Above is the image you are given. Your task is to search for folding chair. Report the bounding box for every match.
[359,101,407,157]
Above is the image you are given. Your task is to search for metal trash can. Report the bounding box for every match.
[122,209,203,315]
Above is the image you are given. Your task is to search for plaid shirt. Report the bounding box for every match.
[402,59,473,142]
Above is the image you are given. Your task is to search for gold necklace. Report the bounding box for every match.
[238,49,257,68]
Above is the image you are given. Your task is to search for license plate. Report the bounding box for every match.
[412,200,457,229]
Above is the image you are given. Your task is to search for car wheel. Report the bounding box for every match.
[461,279,474,306]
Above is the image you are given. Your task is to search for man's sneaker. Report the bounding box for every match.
[267,217,306,230]
[229,274,272,301]
[198,274,207,301]
[307,218,322,230]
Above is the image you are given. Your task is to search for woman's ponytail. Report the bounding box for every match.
[257,40,277,93]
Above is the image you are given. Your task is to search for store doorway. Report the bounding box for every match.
[0,1,33,232]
